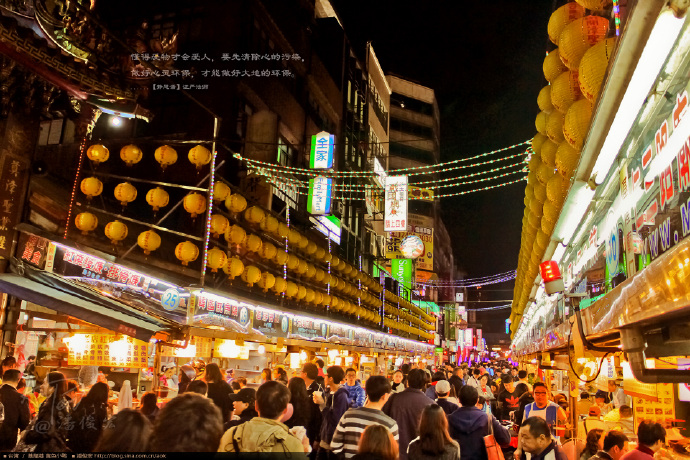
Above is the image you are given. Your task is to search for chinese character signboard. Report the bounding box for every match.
[307,176,333,215]
[310,131,335,169]
[290,316,329,341]
[385,176,408,231]
[252,307,291,338]
[65,334,149,368]
[386,215,434,271]
[0,154,29,260]
[18,233,50,268]
[189,291,252,333]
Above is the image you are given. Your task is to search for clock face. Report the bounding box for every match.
[400,235,425,259]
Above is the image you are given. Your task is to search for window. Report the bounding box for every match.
[391,92,434,116]
[390,118,434,139]
[277,138,294,166]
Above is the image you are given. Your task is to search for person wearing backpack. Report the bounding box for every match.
[218,381,309,456]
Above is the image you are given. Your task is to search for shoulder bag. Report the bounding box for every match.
[484,414,506,460]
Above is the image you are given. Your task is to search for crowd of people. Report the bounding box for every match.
[0,356,675,459]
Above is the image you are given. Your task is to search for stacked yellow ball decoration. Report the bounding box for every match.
[287,254,300,271]
[555,142,580,179]
[259,242,277,260]
[260,215,279,234]
[87,144,109,165]
[207,247,228,272]
[241,265,261,287]
[223,257,244,280]
[544,49,568,82]
[535,111,548,135]
[547,2,586,45]
[226,193,247,213]
[80,177,103,199]
[541,140,558,168]
[551,70,582,113]
[244,206,265,225]
[274,250,288,266]
[285,281,298,298]
[213,182,231,203]
[547,173,569,207]
[537,86,554,114]
[258,272,275,292]
[105,220,128,245]
[305,288,315,303]
[272,277,287,295]
[244,234,263,253]
[546,111,565,143]
[137,230,161,255]
[120,145,143,166]
[305,241,318,255]
[75,212,98,235]
[114,182,137,207]
[210,214,229,238]
[175,241,199,266]
[188,145,212,170]
[277,223,289,239]
[558,16,609,70]
[579,37,616,102]
[146,187,169,212]
[296,285,307,301]
[575,0,611,10]
[154,145,178,170]
[183,193,207,219]
[563,98,593,151]
[225,225,246,245]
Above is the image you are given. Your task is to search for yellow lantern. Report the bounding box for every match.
[287,254,300,270]
[225,225,246,245]
[297,236,309,251]
[223,257,244,280]
[87,144,109,165]
[213,182,231,202]
[120,145,143,166]
[305,288,315,303]
[535,111,548,135]
[260,215,279,234]
[272,277,287,295]
[542,215,557,235]
[242,265,261,286]
[530,199,543,218]
[537,86,554,114]
[551,70,582,113]
[559,16,609,70]
[306,241,318,255]
[226,194,247,213]
[296,285,307,300]
[547,172,569,207]
[207,247,228,272]
[547,2,586,45]
[114,182,137,207]
[175,241,199,266]
[286,281,298,298]
[244,234,263,253]
[579,37,616,102]
[258,272,276,292]
[80,177,103,199]
[184,193,207,219]
[543,49,568,83]
[330,296,340,309]
[541,139,558,168]
[331,255,340,269]
[322,252,333,263]
[288,229,302,246]
[75,212,98,235]
[537,162,555,186]
[105,220,128,245]
[575,0,611,10]
[210,214,229,238]
[314,268,326,283]
[188,145,212,170]
[137,230,161,255]
[146,187,169,212]
[529,151,543,174]
[274,250,289,266]
[154,145,178,170]
[546,111,565,143]
[556,142,581,179]
[313,291,324,305]
[277,223,289,239]
[534,182,547,203]
[296,259,308,275]
[314,247,326,260]
[244,206,265,225]
[563,99,593,151]
[259,242,277,260]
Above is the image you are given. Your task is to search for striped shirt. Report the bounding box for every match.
[331,407,399,458]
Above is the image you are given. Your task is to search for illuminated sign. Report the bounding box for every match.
[385,176,408,231]
[64,334,148,368]
[310,215,341,244]
[310,131,335,169]
[400,235,425,259]
[307,176,333,215]
[392,258,413,300]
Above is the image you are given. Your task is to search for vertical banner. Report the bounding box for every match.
[307,176,333,215]
[310,131,335,169]
[392,258,413,300]
[0,154,30,260]
[385,175,408,231]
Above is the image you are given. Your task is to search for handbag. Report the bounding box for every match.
[484,414,506,460]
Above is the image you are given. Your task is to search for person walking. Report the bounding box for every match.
[407,404,460,460]
[315,366,350,460]
[284,377,313,430]
[343,368,366,408]
[448,368,464,396]
[301,362,324,454]
[589,430,629,460]
[21,372,71,452]
[93,409,152,452]
[204,362,234,424]
[581,429,605,460]
[67,382,109,452]
[352,424,399,460]
[227,388,258,429]
[516,416,568,460]
[331,376,399,459]
[382,368,434,460]
[0,369,30,451]
[466,368,481,390]
[435,380,460,415]
[447,385,511,460]
[150,393,224,452]
[619,421,666,459]
[522,382,567,437]
[478,374,494,400]
[138,391,160,422]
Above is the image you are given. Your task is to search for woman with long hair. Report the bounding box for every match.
[204,362,233,424]
[178,365,195,394]
[407,404,460,460]
[352,424,399,460]
[67,382,110,452]
[22,372,71,452]
[580,428,605,460]
[93,409,153,452]
[284,377,312,429]
[138,391,160,422]
[260,368,272,384]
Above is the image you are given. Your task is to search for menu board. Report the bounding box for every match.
[354,329,374,347]
[161,336,212,358]
[189,292,252,332]
[633,383,676,427]
[65,334,148,368]
[290,317,328,341]
[328,323,354,343]
[252,307,291,338]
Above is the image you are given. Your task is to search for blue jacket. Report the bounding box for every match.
[320,386,350,445]
[344,382,366,408]
[448,406,511,460]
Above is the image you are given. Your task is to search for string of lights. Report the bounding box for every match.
[466,304,512,311]
[419,275,516,288]
[420,270,517,286]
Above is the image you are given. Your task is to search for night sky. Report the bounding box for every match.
[332,0,554,336]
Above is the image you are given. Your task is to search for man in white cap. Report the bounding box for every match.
[435,380,460,415]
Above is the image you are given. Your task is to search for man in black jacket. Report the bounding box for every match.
[0,369,31,451]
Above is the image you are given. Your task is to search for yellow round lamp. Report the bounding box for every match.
[288,229,302,246]
[575,0,611,9]
[558,16,609,70]
[314,247,326,260]
[260,241,277,260]
[563,98,593,151]
[244,206,265,225]
[535,111,548,135]
[330,296,340,309]
[287,254,300,270]
[296,285,307,301]
[297,259,308,275]
[87,144,109,165]
[260,215,279,234]
[547,2,586,45]
[105,220,128,245]
[225,225,246,246]
[551,70,582,113]
[543,200,561,224]
[556,142,581,179]
[305,264,316,278]
[223,257,244,280]
[579,37,616,102]
[306,241,318,255]
[537,86,554,114]
[314,268,326,283]
[120,145,143,166]
[188,145,212,170]
[175,241,199,266]
[75,212,98,235]
[274,250,288,266]
[297,235,309,250]
[537,163,555,186]
[546,111,565,143]
[286,281,298,298]
[277,223,290,239]
[154,145,178,170]
[226,194,247,213]
[530,199,543,218]
[529,149,544,174]
[305,288,315,303]
[258,272,276,292]
[544,49,568,82]
[272,277,287,295]
[541,139,558,168]
[114,182,137,207]
[184,193,207,219]
[244,234,263,253]
[80,177,103,199]
[137,230,161,255]
[213,181,231,203]
[210,214,229,238]
[542,215,557,235]
[314,291,324,305]
[146,187,169,212]
[207,247,228,272]
[241,265,261,286]
[547,173,569,207]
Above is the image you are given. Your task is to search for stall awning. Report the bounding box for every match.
[413,300,440,315]
[0,265,175,342]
